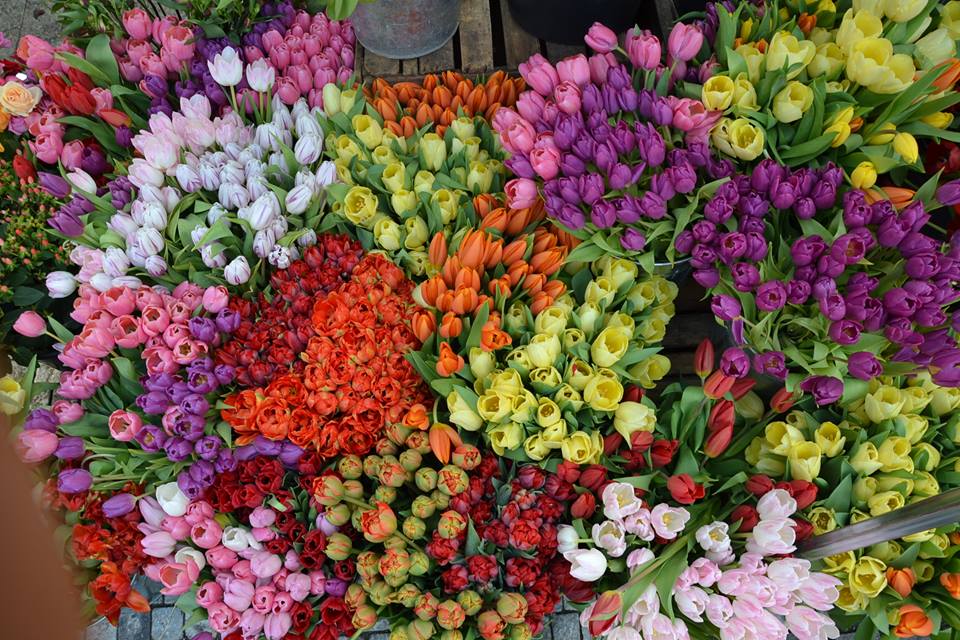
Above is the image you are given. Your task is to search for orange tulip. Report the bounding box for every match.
[951,532,960,546]
[879,186,915,210]
[385,121,403,136]
[483,239,503,269]
[399,116,417,138]
[488,277,512,297]
[533,230,558,253]
[403,403,430,431]
[450,287,479,315]
[423,74,438,91]
[457,230,488,271]
[428,422,462,463]
[543,279,565,299]
[474,295,493,315]
[473,194,499,218]
[502,238,528,266]
[886,568,916,598]
[694,339,714,377]
[411,310,436,342]
[480,324,512,352]
[933,58,960,92]
[507,261,529,286]
[441,256,462,287]
[755,38,767,53]
[419,276,447,306]
[439,312,463,339]
[480,207,509,233]
[429,232,448,267]
[797,12,816,35]
[530,247,566,276]
[435,290,454,313]
[894,605,933,638]
[415,102,432,127]
[454,266,481,292]
[448,96,463,116]
[849,116,864,133]
[941,573,960,598]
[523,272,547,295]
[704,371,736,400]
[530,293,554,315]
[436,342,465,377]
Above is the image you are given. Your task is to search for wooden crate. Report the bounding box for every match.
[357,0,681,82]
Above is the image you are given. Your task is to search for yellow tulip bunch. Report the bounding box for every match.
[444,260,677,464]
[322,99,506,277]
[697,0,959,172]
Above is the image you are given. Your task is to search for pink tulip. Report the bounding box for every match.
[125,39,152,66]
[191,518,224,549]
[51,400,84,424]
[250,551,283,579]
[269,43,291,70]
[122,9,153,40]
[161,24,195,61]
[223,578,255,611]
[232,559,254,581]
[308,571,326,595]
[135,288,164,311]
[108,409,143,442]
[515,91,544,124]
[505,178,539,209]
[284,574,310,602]
[252,585,276,613]
[263,613,292,640]
[670,97,722,141]
[152,15,177,43]
[626,29,662,70]
[140,305,170,336]
[262,30,284,51]
[31,131,63,165]
[556,53,591,87]
[110,315,145,349]
[17,35,55,71]
[141,530,177,557]
[205,545,239,571]
[158,559,201,596]
[553,81,582,116]
[491,104,521,133]
[138,52,167,77]
[668,23,703,63]
[185,500,215,525]
[502,120,536,155]
[276,76,301,105]
[100,286,136,316]
[294,10,311,30]
[271,591,294,614]
[518,53,559,97]
[288,64,312,93]
[283,550,301,572]
[196,581,224,608]
[89,88,114,114]
[251,527,277,542]
[118,55,143,82]
[240,609,266,637]
[13,311,46,337]
[81,360,113,386]
[144,346,178,375]
[585,22,618,53]
[207,602,241,635]
[248,506,276,528]
[16,430,59,463]
[303,34,322,57]
[161,515,192,541]
[530,147,561,180]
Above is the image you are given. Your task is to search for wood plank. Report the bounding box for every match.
[544,42,585,62]
[364,50,401,79]
[675,278,709,312]
[661,313,723,350]
[459,0,494,73]
[499,0,540,68]
[418,38,456,74]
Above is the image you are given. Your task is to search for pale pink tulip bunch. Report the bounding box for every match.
[574,489,842,640]
[56,282,231,399]
[249,10,355,109]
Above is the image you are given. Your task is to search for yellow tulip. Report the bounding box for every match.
[561,431,595,464]
[756,454,786,476]
[563,328,586,351]
[529,366,563,393]
[322,84,342,116]
[702,75,736,111]
[637,318,667,343]
[540,419,568,447]
[853,0,884,14]
[765,421,807,456]
[815,422,847,457]
[604,312,635,333]
[941,0,960,39]
[735,44,765,83]
[477,391,514,423]
[836,10,884,52]
[577,302,602,337]
[374,218,403,251]
[846,37,895,86]
[867,490,906,516]
[732,74,759,113]
[509,390,538,423]
[735,391,765,421]
[489,368,523,398]
[413,170,436,194]
[535,397,563,428]
[727,118,766,161]
[527,333,561,369]
[449,116,475,141]
[466,161,494,193]
[629,354,671,389]
[912,471,940,497]
[809,42,846,79]
[788,441,823,482]
[590,327,631,368]
[553,384,583,412]
[565,359,594,391]
[897,414,929,443]
[868,54,916,94]
[626,281,657,311]
[930,386,960,416]
[613,401,657,440]
[902,528,936,543]
[766,32,817,78]
[878,436,914,472]
[865,385,905,422]
[419,133,447,171]
[911,443,941,472]
[468,347,496,381]
[523,434,550,461]
[823,551,856,574]
[403,216,429,249]
[339,88,358,113]
[772,81,814,123]
[850,442,884,475]
[914,28,956,68]
[602,258,639,289]
[534,306,569,336]
[867,540,902,563]
[808,507,839,534]
[488,422,524,455]
[584,277,617,307]
[0,375,25,415]
[853,476,878,503]
[848,556,888,598]
[899,386,930,415]
[835,586,867,613]
[335,134,363,164]
[352,114,383,149]
[874,474,913,495]
[583,372,623,412]
[343,186,379,226]
[883,0,927,22]
[447,390,483,431]
[922,111,954,129]
[431,189,459,224]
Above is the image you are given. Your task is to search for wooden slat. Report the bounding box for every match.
[418,38,456,73]
[499,0,540,67]
[545,42,585,62]
[459,0,494,73]
[675,278,709,312]
[364,50,401,78]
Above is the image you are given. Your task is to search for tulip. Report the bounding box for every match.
[208,47,243,87]
[626,29,661,69]
[13,311,45,338]
[563,548,607,582]
[894,605,933,638]
[156,481,189,517]
[585,23,618,53]
[668,23,704,62]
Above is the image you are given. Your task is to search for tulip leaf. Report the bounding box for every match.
[11,286,45,306]
[565,240,606,265]
[85,34,120,86]
[821,475,852,512]
[464,303,490,352]
[56,51,111,87]
[465,520,480,556]
[654,552,690,617]
[47,316,75,343]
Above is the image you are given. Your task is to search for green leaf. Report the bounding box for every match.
[822,475,853,512]
[465,519,480,556]
[48,316,75,343]
[56,51,111,86]
[12,287,45,306]
[890,543,921,568]
[654,554,690,617]
[464,303,490,351]
[85,34,120,85]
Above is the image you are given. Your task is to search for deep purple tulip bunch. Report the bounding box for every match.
[693,159,960,403]
[493,26,730,264]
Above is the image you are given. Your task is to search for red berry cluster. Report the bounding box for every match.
[426,457,587,636]
[216,235,364,387]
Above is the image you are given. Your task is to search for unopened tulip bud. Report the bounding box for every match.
[403,516,427,540]
[694,339,715,377]
[409,550,431,576]
[771,387,798,413]
[337,455,363,479]
[437,465,469,495]
[414,593,440,621]
[736,391,765,420]
[432,489,451,510]
[415,468,438,492]
[437,600,467,630]
[343,479,364,499]
[312,475,344,506]
[703,370,736,399]
[437,510,467,539]
[345,583,368,609]
[363,455,383,479]
[441,631,465,640]
[406,430,431,454]
[399,449,422,472]
[496,593,528,624]
[377,439,400,457]
[411,495,436,518]
[374,485,398,504]
[457,590,483,615]
[451,444,482,470]
[357,551,381,582]
[325,532,353,560]
[325,503,351,526]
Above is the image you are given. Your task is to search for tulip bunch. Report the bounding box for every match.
[570,487,842,640]
[695,160,960,400]
[495,39,733,265]
[365,71,525,137]
[693,0,960,173]
[321,87,506,276]
[429,259,677,465]
[220,251,431,460]
[742,373,960,638]
[139,458,361,640]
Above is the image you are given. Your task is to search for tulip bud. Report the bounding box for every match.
[313,475,344,506]
[703,371,736,399]
[409,550,431,576]
[325,532,353,560]
[325,503,351,526]
[892,132,919,164]
[414,468,438,492]
[457,590,483,616]
[419,133,448,171]
[496,593,528,624]
[337,455,363,479]
[432,489,451,510]
[694,339,715,377]
[411,495,436,519]
[451,444,481,470]
[851,161,877,189]
[343,479,364,499]
[770,387,798,413]
[403,516,427,540]
[437,510,467,539]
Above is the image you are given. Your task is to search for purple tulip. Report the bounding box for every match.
[572,131,596,161]
[49,210,85,237]
[559,154,586,178]
[58,468,93,494]
[195,435,222,461]
[55,436,86,460]
[904,280,937,305]
[720,347,751,378]
[906,253,941,279]
[167,381,193,404]
[692,221,718,245]
[731,262,760,292]
[215,309,241,334]
[770,181,797,210]
[177,471,204,500]
[24,409,58,432]
[594,141,617,173]
[847,352,882,380]
[103,493,137,518]
[718,232,747,263]
[737,192,768,217]
[556,204,586,230]
[620,228,647,252]
[581,85,603,113]
[901,201,930,232]
[936,178,960,205]
[899,232,939,258]
[213,364,235,386]
[915,305,947,328]
[675,230,695,254]
[136,425,167,453]
[279,442,304,468]
[829,319,862,346]
[830,234,867,265]
[554,116,580,150]
[38,172,71,198]
[756,280,788,312]
[750,159,784,193]
[253,436,283,456]
[693,268,720,288]
[877,216,911,248]
[711,294,742,321]
[610,121,636,154]
[215,448,237,473]
[650,172,676,201]
[704,196,734,224]
[843,193,871,228]
[505,155,536,179]
[638,191,667,220]
[818,293,846,321]
[799,375,844,406]
[578,174,605,205]
[753,351,788,380]
[591,200,617,228]
[615,196,641,223]
[608,163,635,190]
[691,244,719,269]
[668,162,697,194]
[883,289,920,318]
[739,216,765,234]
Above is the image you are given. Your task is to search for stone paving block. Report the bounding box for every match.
[151,607,184,640]
[550,612,583,640]
[0,0,26,46]
[87,616,118,640]
[118,609,152,640]
[18,0,59,43]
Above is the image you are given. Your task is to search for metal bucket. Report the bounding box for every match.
[651,257,693,284]
[353,0,461,60]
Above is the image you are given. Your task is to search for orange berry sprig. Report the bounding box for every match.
[365,70,525,138]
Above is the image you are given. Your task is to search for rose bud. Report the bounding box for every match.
[438,510,468,539]
[437,600,467,630]
[400,449,423,472]
[451,444,481,470]
[403,516,427,540]
[411,495,437,519]
[437,465,469,495]
[496,592,528,624]
[409,550,431,577]
[374,485,398,504]
[730,504,759,532]
[325,504,351,527]
[312,475,344,506]
[337,454,363,479]
[324,532,353,561]
[415,468,438,492]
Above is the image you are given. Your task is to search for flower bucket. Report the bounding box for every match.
[507,0,641,45]
[353,0,460,60]
[651,256,693,284]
